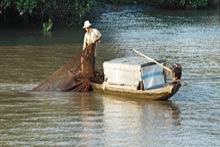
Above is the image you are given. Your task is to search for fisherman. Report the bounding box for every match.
[82,20,102,50]
[81,20,102,78]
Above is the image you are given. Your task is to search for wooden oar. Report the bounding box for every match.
[133,49,173,75]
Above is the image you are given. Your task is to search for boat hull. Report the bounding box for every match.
[91,82,181,100]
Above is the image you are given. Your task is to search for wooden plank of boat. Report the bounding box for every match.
[91,82,181,100]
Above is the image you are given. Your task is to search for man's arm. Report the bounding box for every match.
[83,34,87,50]
[93,29,102,43]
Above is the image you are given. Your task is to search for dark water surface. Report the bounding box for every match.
[0,6,220,147]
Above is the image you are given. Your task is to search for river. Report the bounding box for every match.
[0,6,220,147]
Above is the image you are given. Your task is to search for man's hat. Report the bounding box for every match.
[83,20,92,29]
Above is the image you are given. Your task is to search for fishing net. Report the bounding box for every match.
[32,44,98,92]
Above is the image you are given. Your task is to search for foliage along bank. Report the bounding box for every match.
[0,0,94,26]
[0,0,219,28]
[108,0,220,9]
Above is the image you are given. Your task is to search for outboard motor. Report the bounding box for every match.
[171,63,182,80]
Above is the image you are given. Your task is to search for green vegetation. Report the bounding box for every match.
[191,0,208,7]
[0,0,37,15]
[0,0,95,26]
[107,0,145,4]
[106,0,209,8]
[149,0,208,9]
[42,18,53,33]
[0,0,217,27]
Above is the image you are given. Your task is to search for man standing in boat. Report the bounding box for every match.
[81,20,102,79]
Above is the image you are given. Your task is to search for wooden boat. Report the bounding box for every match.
[91,51,182,100]
[91,81,181,101]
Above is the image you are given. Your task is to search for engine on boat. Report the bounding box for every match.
[171,63,182,80]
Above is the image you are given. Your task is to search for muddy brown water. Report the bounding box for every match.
[0,6,220,147]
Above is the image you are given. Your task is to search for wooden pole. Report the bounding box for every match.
[133,49,173,75]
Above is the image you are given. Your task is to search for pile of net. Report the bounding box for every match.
[32,44,99,92]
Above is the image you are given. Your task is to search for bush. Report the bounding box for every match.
[191,0,208,7]
[106,0,145,4]
[148,0,208,9]
[0,0,95,25]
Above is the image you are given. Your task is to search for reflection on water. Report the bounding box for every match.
[0,5,220,147]
[0,90,180,146]
[101,95,181,147]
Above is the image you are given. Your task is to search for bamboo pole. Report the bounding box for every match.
[133,49,174,76]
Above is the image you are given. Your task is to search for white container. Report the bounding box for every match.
[103,56,165,90]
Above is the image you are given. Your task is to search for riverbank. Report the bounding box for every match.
[1,0,220,28]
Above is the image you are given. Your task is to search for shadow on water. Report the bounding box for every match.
[0,26,84,46]
[0,89,181,146]
[0,91,104,146]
